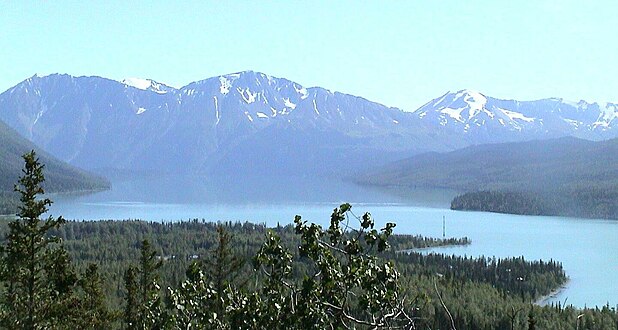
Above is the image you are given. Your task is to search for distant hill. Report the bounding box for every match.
[357,137,618,192]
[0,119,110,214]
[358,137,618,219]
[2,72,618,178]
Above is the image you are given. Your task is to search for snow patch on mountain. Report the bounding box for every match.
[459,90,487,118]
[238,87,257,103]
[564,118,582,128]
[123,78,152,90]
[283,98,296,110]
[312,99,320,115]
[122,78,170,94]
[591,103,618,130]
[596,103,618,123]
[213,96,220,125]
[440,108,465,122]
[219,77,232,95]
[294,84,308,99]
[416,89,551,134]
[499,108,535,122]
[245,111,253,122]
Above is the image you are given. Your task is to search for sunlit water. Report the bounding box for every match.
[48,175,618,308]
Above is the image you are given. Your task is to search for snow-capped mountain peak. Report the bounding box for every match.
[417,89,494,125]
[179,71,316,124]
[122,77,174,94]
[416,89,545,133]
[458,89,487,109]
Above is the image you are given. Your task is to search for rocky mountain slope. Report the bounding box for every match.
[1,72,617,177]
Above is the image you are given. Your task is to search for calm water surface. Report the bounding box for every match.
[49,175,618,308]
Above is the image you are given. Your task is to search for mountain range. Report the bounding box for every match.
[1,71,617,177]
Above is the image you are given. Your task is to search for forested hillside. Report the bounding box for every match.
[0,120,110,214]
[359,137,618,219]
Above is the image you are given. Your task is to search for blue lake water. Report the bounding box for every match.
[48,175,618,308]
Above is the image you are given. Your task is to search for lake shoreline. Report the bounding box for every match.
[535,282,569,306]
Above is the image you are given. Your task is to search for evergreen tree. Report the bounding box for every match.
[528,305,536,330]
[204,225,244,313]
[123,239,164,329]
[76,264,116,328]
[0,150,77,328]
[123,266,140,328]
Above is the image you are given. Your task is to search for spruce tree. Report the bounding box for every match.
[204,225,244,313]
[123,239,164,329]
[76,264,116,328]
[0,150,77,328]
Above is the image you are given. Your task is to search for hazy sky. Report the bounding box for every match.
[1,1,616,110]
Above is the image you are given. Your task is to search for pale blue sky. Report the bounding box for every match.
[1,1,616,110]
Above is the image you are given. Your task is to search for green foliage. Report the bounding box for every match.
[166,264,221,328]
[0,150,77,328]
[451,188,618,219]
[164,225,248,329]
[204,226,245,304]
[249,205,412,328]
[123,239,164,329]
[0,151,116,329]
[164,204,417,329]
[528,304,536,330]
[393,253,567,301]
[75,264,116,329]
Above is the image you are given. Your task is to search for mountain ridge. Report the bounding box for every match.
[2,71,618,177]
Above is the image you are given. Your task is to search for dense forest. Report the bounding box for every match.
[4,211,616,329]
[0,219,472,307]
[451,191,548,216]
[2,151,618,329]
[358,137,618,219]
[450,189,618,219]
[0,216,579,329]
